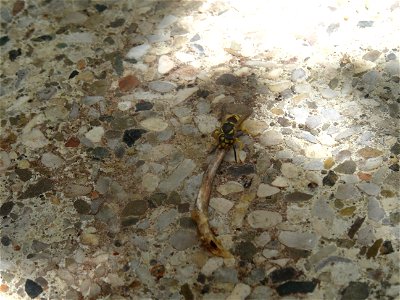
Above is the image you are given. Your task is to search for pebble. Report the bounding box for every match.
[216,181,244,196]
[368,198,385,222]
[271,176,289,187]
[336,183,360,200]
[278,231,317,250]
[320,87,339,99]
[226,283,251,300]
[126,44,151,60]
[267,80,291,93]
[334,160,357,174]
[306,116,322,129]
[291,68,307,82]
[249,286,274,299]
[156,209,178,231]
[216,73,240,86]
[140,117,168,132]
[360,157,383,171]
[284,191,313,202]
[122,200,148,216]
[148,81,176,93]
[142,173,159,192]
[201,257,224,276]
[20,178,54,199]
[234,241,257,261]
[194,115,219,134]
[276,281,317,296]
[213,267,238,283]
[119,75,140,92]
[74,199,91,214]
[257,183,280,197]
[25,279,43,299]
[169,229,198,250]
[323,170,338,186]
[259,130,283,146]
[21,128,49,148]
[289,107,309,123]
[254,232,271,247]
[341,282,369,300]
[85,126,104,143]
[0,201,14,216]
[157,14,178,29]
[209,197,234,214]
[172,87,199,106]
[41,152,63,169]
[158,159,196,193]
[158,55,174,74]
[247,210,282,228]
[357,182,380,196]
[241,119,268,136]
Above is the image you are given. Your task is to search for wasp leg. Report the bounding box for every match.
[233,144,237,163]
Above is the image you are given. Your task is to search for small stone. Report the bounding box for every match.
[226,283,251,300]
[9,48,21,61]
[148,81,176,93]
[241,119,268,136]
[334,160,356,174]
[81,232,99,246]
[172,87,199,106]
[358,182,380,196]
[85,126,104,143]
[122,129,146,147]
[324,158,335,169]
[95,4,107,12]
[284,192,313,202]
[341,282,369,300]
[259,130,283,146]
[157,14,178,28]
[367,198,385,221]
[353,59,376,74]
[156,209,178,231]
[25,279,43,299]
[169,229,198,250]
[269,267,298,283]
[136,101,153,111]
[140,118,168,132]
[65,136,80,147]
[291,68,307,82]
[21,128,49,148]
[278,231,317,250]
[216,73,240,86]
[254,232,271,247]
[90,147,109,160]
[74,199,91,214]
[20,178,54,199]
[361,157,383,171]
[247,210,282,228]
[213,267,238,283]
[271,176,289,187]
[380,240,394,255]
[234,241,257,261]
[209,197,234,214]
[158,55,174,74]
[320,88,339,99]
[281,163,300,178]
[166,191,181,205]
[357,147,383,159]
[126,44,151,60]
[0,36,10,46]
[362,50,381,62]
[0,201,14,216]
[276,281,317,296]
[194,115,219,134]
[257,183,280,197]
[336,184,360,200]
[348,217,366,239]
[142,173,159,192]
[122,200,148,216]
[41,152,63,169]
[217,181,244,196]
[1,236,11,246]
[37,86,57,101]
[158,159,196,193]
[31,240,49,252]
[201,257,224,276]
[366,238,383,259]
[267,81,291,93]
[180,283,194,300]
[119,75,140,92]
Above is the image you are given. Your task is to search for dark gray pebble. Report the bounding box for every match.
[179,217,197,229]
[122,200,148,216]
[25,279,43,299]
[334,160,356,174]
[0,201,14,216]
[227,164,255,177]
[380,240,394,254]
[31,35,53,42]
[95,4,107,12]
[389,164,399,171]
[1,236,11,246]
[357,21,374,28]
[110,18,125,28]
[269,267,298,284]
[0,35,10,46]
[178,203,190,213]
[136,101,153,112]
[284,192,313,202]
[180,283,194,300]
[165,191,181,205]
[323,170,338,186]
[147,192,167,207]
[74,199,91,214]
[276,281,317,296]
[341,281,369,300]
[216,73,240,86]
[121,217,139,227]
[37,86,57,101]
[123,129,147,147]
[90,147,110,160]
[9,48,22,61]
[19,178,54,199]
[234,241,257,261]
[31,240,50,252]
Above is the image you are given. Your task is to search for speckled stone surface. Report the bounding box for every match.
[0,0,399,299]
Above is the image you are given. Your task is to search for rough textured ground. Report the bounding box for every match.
[0,0,399,299]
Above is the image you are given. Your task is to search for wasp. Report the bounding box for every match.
[210,114,247,162]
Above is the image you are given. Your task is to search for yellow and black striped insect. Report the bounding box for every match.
[211,114,246,162]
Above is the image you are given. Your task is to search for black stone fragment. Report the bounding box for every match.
[95,4,107,12]
[19,178,54,199]
[234,241,257,261]
[32,35,53,42]
[196,89,210,98]
[179,217,197,229]
[147,192,167,207]
[0,36,10,46]
[380,240,394,255]
[269,267,298,284]
[123,129,146,147]
[197,273,206,284]
[227,164,255,177]
[341,281,369,300]
[180,283,194,300]
[0,201,14,216]
[112,52,124,76]
[389,164,399,171]
[9,48,22,61]
[74,199,91,214]
[216,73,240,86]
[1,236,11,246]
[68,70,79,79]
[165,191,181,205]
[276,281,317,296]
[110,18,125,28]
[348,216,365,239]
[323,170,338,186]
[121,217,139,227]
[25,279,43,299]
[135,101,153,111]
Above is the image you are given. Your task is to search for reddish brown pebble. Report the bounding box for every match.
[358,172,372,181]
[12,0,25,16]
[0,284,9,292]
[119,75,140,92]
[14,245,21,251]
[65,136,80,147]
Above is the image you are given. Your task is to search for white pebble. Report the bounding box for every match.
[85,126,104,143]
[158,55,174,74]
[247,210,282,229]
[257,183,280,197]
[209,197,234,214]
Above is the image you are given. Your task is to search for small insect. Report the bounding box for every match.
[211,114,245,162]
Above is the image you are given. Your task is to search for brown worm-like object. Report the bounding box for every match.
[192,148,233,258]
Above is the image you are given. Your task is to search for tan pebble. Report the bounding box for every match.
[271,107,284,115]
[18,159,30,169]
[324,157,335,169]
